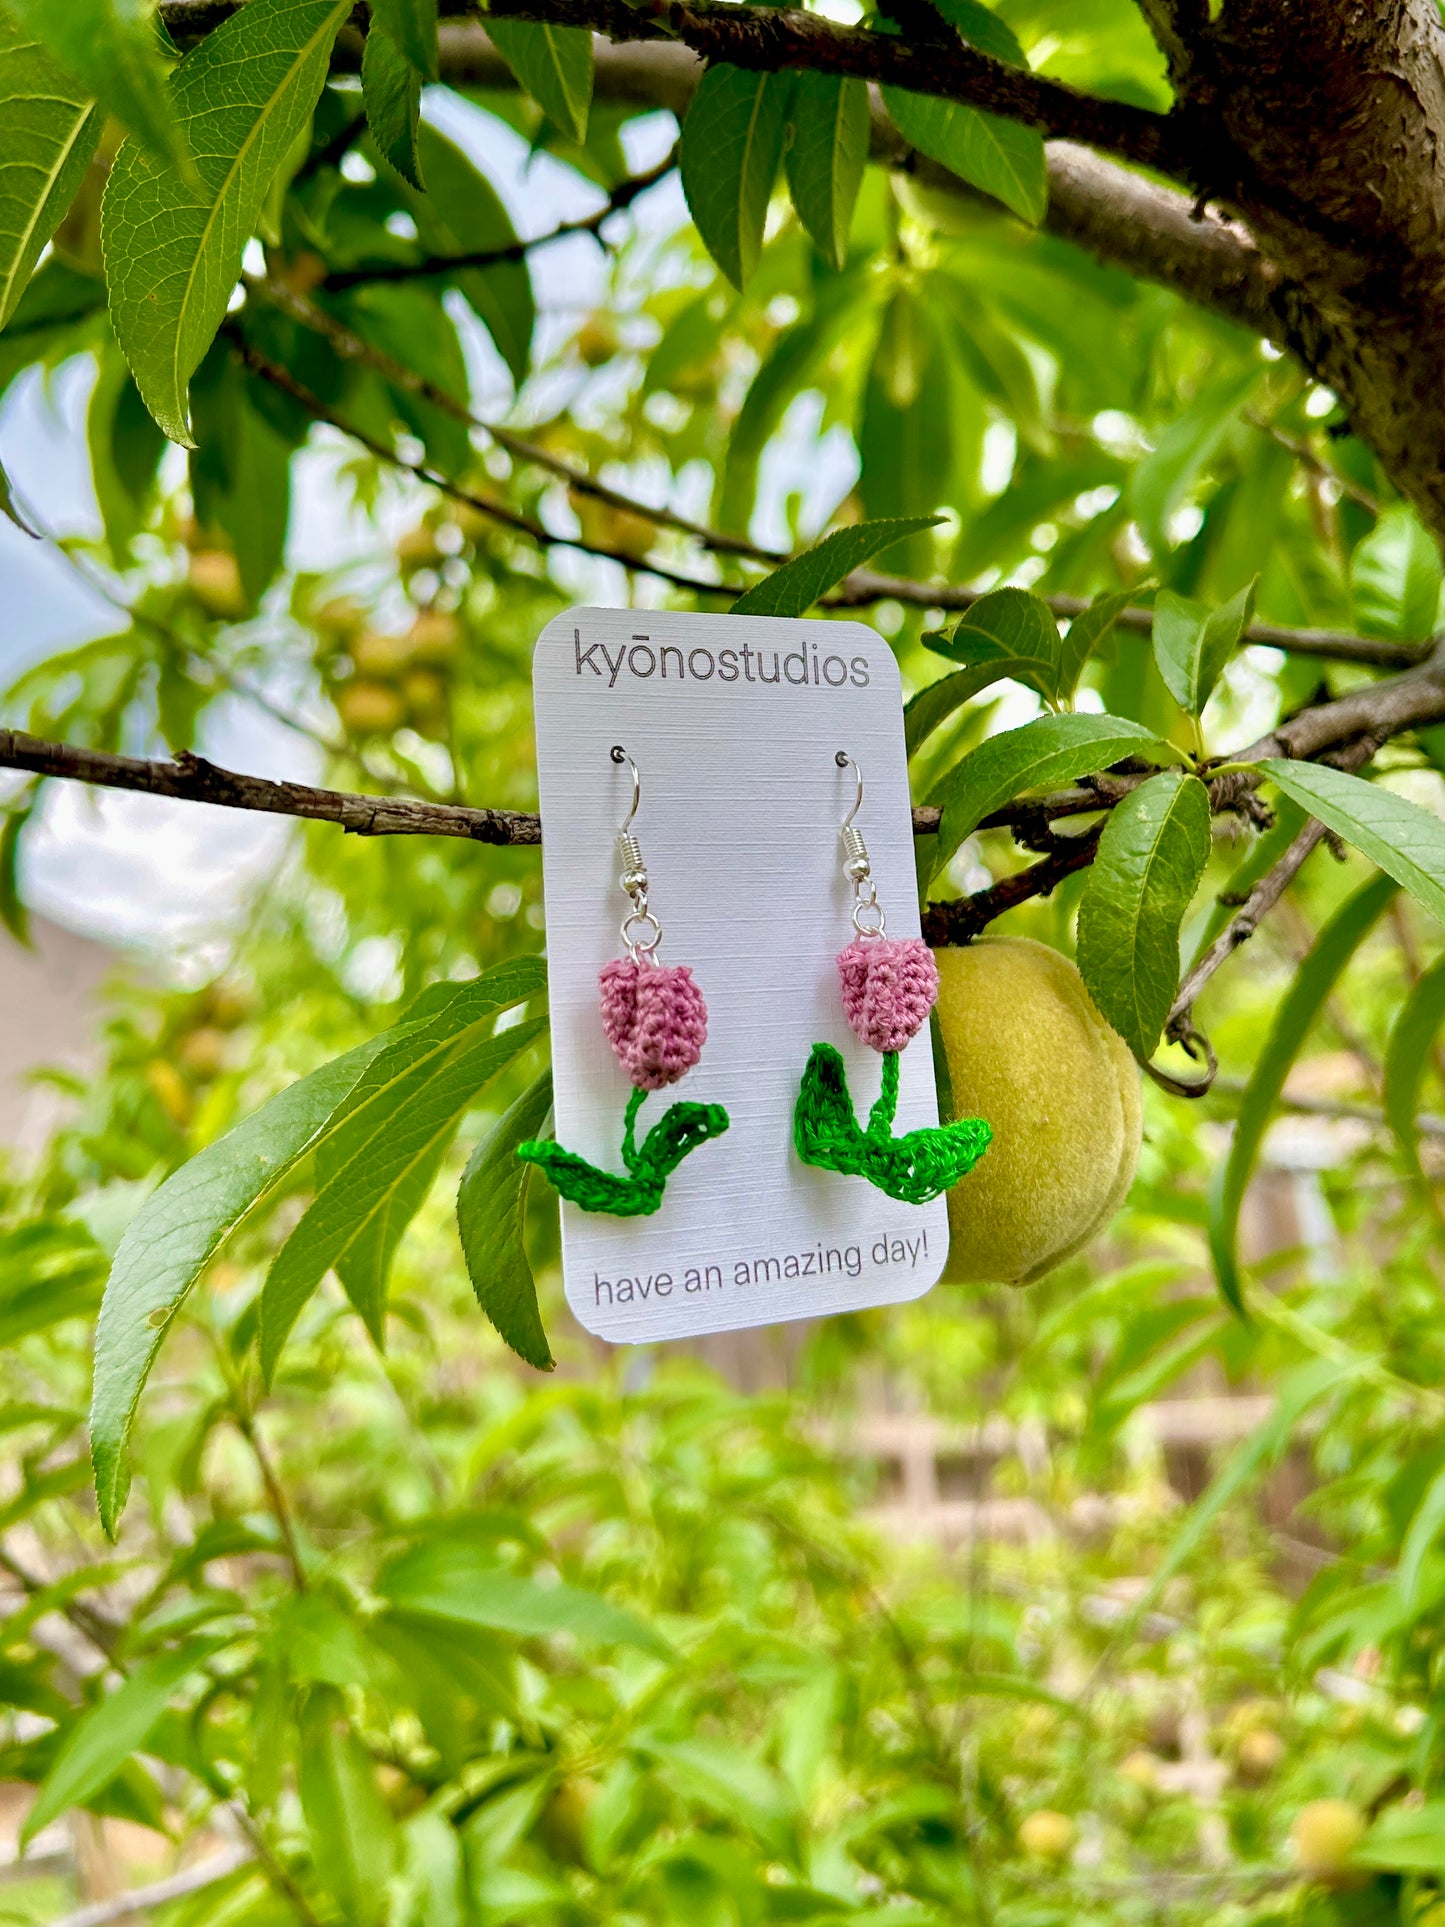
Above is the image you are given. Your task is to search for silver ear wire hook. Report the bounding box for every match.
[835,749,886,938]
[611,745,662,961]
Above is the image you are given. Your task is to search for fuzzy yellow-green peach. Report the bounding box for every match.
[1290,1799,1366,1881]
[1017,1810,1075,1860]
[933,936,1141,1286]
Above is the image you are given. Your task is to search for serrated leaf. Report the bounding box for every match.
[91,956,545,1533]
[1152,578,1256,717]
[930,712,1176,879]
[1075,771,1212,1059]
[731,515,940,617]
[22,1638,224,1843]
[90,1036,384,1537]
[409,123,533,385]
[904,665,1004,758]
[378,1538,671,1655]
[1056,587,1134,705]
[0,19,100,330]
[1351,502,1443,642]
[457,1069,554,1371]
[486,18,592,146]
[925,586,1060,701]
[1383,951,1445,1179]
[2,0,191,177]
[101,0,350,445]
[369,0,437,81]
[299,1686,397,1927]
[1208,871,1397,1313]
[362,24,424,191]
[783,72,868,271]
[881,86,1045,225]
[680,64,789,290]
[259,1012,546,1378]
[1260,759,1445,927]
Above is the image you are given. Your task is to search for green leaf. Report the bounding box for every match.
[457,1069,554,1371]
[880,86,1045,225]
[1397,1462,1445,1615]
[904,667,1003,758]
[1056,587,1135,705]
[101,0,350,444]
[1151,578,1257,718]
[930,712,1177,880]
[22,1639,222,1843]
[368,0,437,81]
[1260,759,1445,927]
[260,983,547,1376]
[1351,501,1443,642]
[731,516,940,617]
[1208,870,1397,1312]
[0,19,100,330]
[679,65,790,290]
[2,0,190,177]
[90,1034,385,1537]
[1356,1800,1445,1873]
[362,24,424,191]
[1076,771,1212,1059]
[378,1538,671,1655]
[1384,952,1445,1179]
[1127,362,1260,557]
[857,286,959,576]
[0,447,36,536]
[783,72,868,271]
[299,1686,397,1927]
[0,800,31,944]
[410,123,534,386]
[925,586,1060,702]
[1121,1358,1352,1632]
[88,349,166,563]
[485,18,592,146]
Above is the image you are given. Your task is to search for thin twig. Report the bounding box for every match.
[250,275,1420,663]
[251,274,782,563]
[921,827,1103,945]
[325,146,679,288]
[230,1411,307,1592]
[235,340,744,599]
[47,1848,254,1927]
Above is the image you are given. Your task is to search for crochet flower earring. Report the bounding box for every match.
[518,746,729,1215]
[793,752,991,1205]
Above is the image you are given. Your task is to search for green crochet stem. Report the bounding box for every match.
[793,1042,991,1205]
[518,1084,730,1216]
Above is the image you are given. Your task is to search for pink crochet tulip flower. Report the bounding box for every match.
[837,936,938,1056]
[599,957,708,1090]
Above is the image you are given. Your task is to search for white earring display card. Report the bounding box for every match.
[532,607,950,1344]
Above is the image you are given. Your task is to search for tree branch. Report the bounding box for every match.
[921,826,1103,944]
[324,146,679,289]
[48,1849,254,1927]
[249,278,1413,667]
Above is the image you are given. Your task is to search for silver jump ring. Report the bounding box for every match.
[621,910,663,959]
[852,898,886,938]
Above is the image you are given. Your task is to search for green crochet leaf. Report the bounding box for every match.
[794,1043,990,1205]
[519,1086,730,1216]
